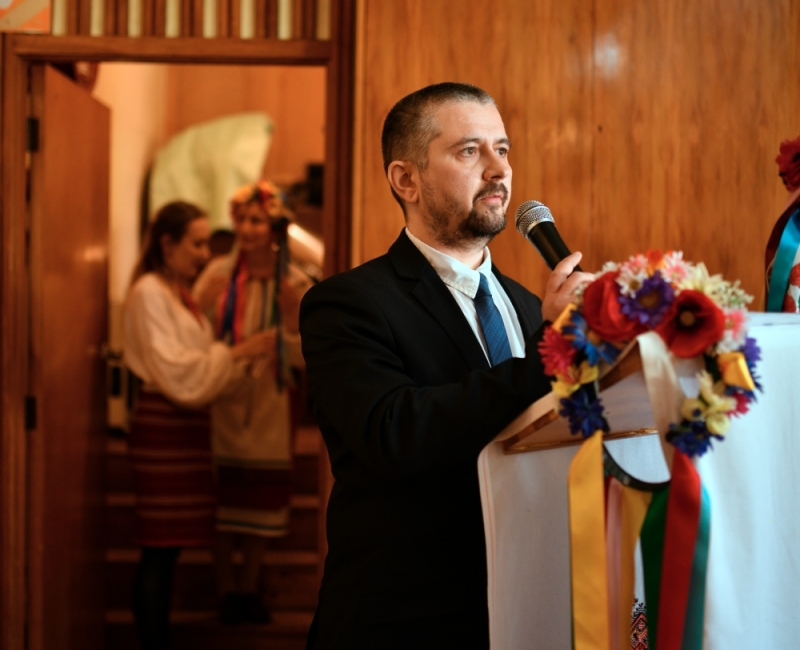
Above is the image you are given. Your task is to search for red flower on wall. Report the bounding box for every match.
[776,135,800,192]
[655,289,725,358]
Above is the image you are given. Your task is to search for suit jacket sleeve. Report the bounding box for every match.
[299,271,552,480]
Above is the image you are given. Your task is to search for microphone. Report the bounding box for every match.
[514,200,582,272]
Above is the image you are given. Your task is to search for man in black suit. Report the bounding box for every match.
[300,82,589,649]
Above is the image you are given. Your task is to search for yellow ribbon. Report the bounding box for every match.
[606,479,623,650]
[552,303,577,333]
[716,352,756,391]
[568,431,610,650]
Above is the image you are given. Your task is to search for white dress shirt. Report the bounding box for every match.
[405,228,526,363]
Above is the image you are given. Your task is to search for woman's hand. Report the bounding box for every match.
[229,328,277,362]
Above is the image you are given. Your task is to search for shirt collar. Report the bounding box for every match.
[405,227,493,299]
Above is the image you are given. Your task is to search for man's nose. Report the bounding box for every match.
[483,151,511,181]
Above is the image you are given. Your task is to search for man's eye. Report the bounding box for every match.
[497,148,509,157]
[462,147,476,155]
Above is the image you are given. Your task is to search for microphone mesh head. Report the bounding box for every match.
[515,200,554,236]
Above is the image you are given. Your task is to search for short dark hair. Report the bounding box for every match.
[131,201,205,283]
[381,82,496,210]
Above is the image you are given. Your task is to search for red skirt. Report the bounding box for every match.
[128,391,216,547]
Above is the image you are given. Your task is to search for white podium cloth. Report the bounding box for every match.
[479,313,800,649]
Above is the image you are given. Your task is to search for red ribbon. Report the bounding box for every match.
[656,450,702,650]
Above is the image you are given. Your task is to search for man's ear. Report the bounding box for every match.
[387,161,419,205]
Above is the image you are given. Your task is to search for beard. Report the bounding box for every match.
[422,181,508,250]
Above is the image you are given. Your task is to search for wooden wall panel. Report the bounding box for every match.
[354,0,594,297]
[593,0,800,300]
[354,0,800,302]
[165,64,326,189]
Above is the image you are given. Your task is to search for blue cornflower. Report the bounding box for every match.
[562,311,621,366]
[741,336,763,392]
[618,271,675,327]
[667,420,723,457]
[559,389,610,438]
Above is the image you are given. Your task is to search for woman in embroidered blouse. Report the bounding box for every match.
[193,181,308,624]
[123,201,272,650]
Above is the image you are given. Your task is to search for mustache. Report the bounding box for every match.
[474,183,509,204]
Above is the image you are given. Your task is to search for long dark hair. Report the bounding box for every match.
[130,201,205,285]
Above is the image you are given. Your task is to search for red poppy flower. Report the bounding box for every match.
[655,289,725,358]
[776,135,800,192]
[582,271,647,342]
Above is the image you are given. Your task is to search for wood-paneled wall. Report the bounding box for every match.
[352,0,800,302]
[165,64,326,186]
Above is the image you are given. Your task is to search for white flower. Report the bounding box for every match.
[660,251,690,284]
[678,262,726,297]
[616,263,649,297]
[715,308,748,353]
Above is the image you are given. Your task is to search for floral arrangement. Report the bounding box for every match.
[229,179,289,220]
[538,250,762,457]
[776,134,800,192]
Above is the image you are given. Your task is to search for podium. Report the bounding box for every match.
[479,312,800,649]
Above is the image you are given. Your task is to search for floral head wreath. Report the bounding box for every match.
[229,180,290,221]
[538,250,762,457]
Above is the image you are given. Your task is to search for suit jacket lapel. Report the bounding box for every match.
[388,231,490,371]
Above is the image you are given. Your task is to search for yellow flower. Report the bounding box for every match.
[680,371,737,427]
[681,398,706,422]
[697,371,737,414]
[678,262,726,297]
[552,379,578,397]
[706,412,731,436]
[551,361,598,397]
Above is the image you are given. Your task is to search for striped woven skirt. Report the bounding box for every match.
[128,391,216,547]
[216,461,292,537]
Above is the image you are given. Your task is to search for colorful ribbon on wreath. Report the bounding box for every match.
[766,204,800,312]
[568,432,711,650]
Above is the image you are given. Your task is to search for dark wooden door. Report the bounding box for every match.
[27,64,109,650]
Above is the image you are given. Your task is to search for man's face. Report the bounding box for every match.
[416,100,512,249]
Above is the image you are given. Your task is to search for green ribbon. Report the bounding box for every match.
[681,485,711,650]
[639,484,711,650]
[640,486,669,649]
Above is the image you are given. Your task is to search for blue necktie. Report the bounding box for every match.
[474,273,512,366]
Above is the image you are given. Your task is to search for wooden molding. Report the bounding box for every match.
[323,0,354,276]
[0,33,31,650]
[9,34,332,64]
[501,341,648,454]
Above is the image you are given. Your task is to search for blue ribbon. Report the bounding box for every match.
[767,206,800,312]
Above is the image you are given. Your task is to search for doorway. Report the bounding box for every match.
[0,21,354,650]
[91,61,327,648]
